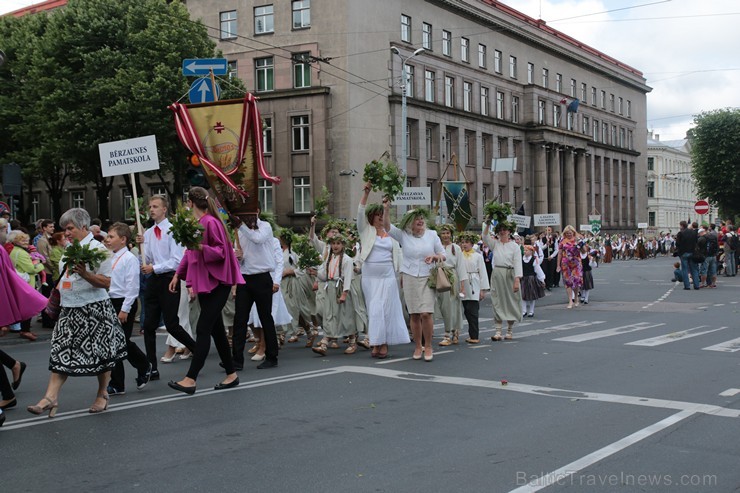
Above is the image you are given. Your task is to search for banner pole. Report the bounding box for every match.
[130,172,145,261]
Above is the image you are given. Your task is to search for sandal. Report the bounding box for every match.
[89,394,109,414]
[371,346,380,358]
[357,338,371,350]
[466,338,480,344]
[312,342,328,356]
[27,396,58,418]
[287,335,300,343]
[439,337,452,347]
[344,344,357,355]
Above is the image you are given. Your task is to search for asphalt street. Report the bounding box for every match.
[2,255,739,492]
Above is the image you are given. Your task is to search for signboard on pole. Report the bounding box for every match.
[99,135,160,177]
[579,224,592,232]
[395,187,432,205]
[637,222,648,229]
[534,213,561,227]
[694,200,710,215]
[491,157,517,172]
[189,77,221,104]
[588,214,602,234]
[509,214,531,230]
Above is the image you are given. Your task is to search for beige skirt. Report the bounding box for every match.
[402,273,435,314]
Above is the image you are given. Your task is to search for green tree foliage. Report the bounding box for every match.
[0,0,246,220]
[690,108,740,217]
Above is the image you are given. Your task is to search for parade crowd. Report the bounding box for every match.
[0,191,736,426]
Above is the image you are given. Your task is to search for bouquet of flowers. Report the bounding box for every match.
[168,206,204,250]
[362,157,406,201]
[293,234,323,270]
[483,201,516,232]
[62,240,109,272]
[313,186,331,219]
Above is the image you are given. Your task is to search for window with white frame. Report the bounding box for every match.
[618,97,623,115]
[293,52,311,88]
[538,100,546,124]
[609,93,615,112]
[511,95,519,123]
[480,87,489,116]
[292,115,310,152]
[401,14,411,42]
[567,111,573,131]
[478,44,486,68]
[254,5,274,34]
[628,130,633,150]
[227,61,238,79]
[647,181,655,198]
[445,129,452,162]
[496,91,504,119]
[592,87,597,106]
[425,70,435,102]
[553,103,561,127]
[150,186,166,197]
[463,81,472,112]
[555,73,562,93]
[602,122,608,143]
[404,65,414,98]
[570,78,576,97]
[582,116,589,135]
[262,117,273,154]
[627,100,632,118]
[293,177,311,213]
[542,68,549,87]
[461,37,469,62]
[426,124,438,160]
[611,124,617,145]
[292,0,310,29]
[593,119,598,141]
[444,76,455,108]
[258,179,274,213]
[649,211,656,226]
[509,56,517,78]
[220,10,237,39]
[581,82,587,103]
[647,157,654,171]
[619,127,625,147]
[255,57,274,92]
[494,50,502,73]
[422,23,432,50]
[72,191,85,209]
[527,62,534,84]
[442,30,451,56]
[600,90,606,109]
[405,123,411,158]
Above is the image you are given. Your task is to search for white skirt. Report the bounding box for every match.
[361,262,410,346]
[249,290,293,328]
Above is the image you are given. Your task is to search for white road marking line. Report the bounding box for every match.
[625,326,727,347]
[703,337,740,353]
[696,306,708,310]
[713,303,725,307]
[516,320,606,339]
[731,301,738,304]
[508,410,695,493]
[479,319,551,333]
[719,388,740,397]
[375,349,455,365]
[554,322,666,343]
[470,344,493,349]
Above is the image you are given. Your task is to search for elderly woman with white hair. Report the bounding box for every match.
[482,220,523,341]
[27,208,127,417]
[8,230,45,341]
[386,204,445,361]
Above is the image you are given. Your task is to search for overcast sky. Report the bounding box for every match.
[2,0,738,140]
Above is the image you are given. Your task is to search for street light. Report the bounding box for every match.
[390,46,425,185]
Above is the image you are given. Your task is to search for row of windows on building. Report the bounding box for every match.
[219,0,310,39]
[399,14,633,118]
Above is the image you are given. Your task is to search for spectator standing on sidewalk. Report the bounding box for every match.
[676,221,699,290]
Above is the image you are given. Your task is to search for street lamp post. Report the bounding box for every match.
[391,47,424,212]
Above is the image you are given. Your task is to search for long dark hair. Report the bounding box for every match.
[188,186,225,227]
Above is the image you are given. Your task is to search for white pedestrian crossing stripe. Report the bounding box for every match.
[703,337,740,353]
[554,322,665,343]
[517,320,606,339]
[625,326,727,347]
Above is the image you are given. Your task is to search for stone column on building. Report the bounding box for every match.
[563,149,576,226]
[598,156,605,223]
[547,147,562,217]
[533,144,547,215]
[475,130,484,223]
[576,150,588,227]
[618,159,624,226]
[626,161,632,227]
[606,158,613,227]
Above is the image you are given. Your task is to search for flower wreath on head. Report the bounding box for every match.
[398,208,432,233]
[456,231,480,245]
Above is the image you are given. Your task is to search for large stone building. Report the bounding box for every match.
[646,131,716,231]
[5,0,651,232]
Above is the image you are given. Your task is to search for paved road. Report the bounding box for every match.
[2,256,739,492]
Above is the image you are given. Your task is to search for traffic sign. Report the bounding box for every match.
[188,77,221,104]
[182,58,228,76]
[694,200,710,215]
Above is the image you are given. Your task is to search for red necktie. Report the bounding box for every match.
[154,225,161,240]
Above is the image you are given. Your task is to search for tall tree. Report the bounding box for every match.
[0,0,246,220]
[689,108,740,217]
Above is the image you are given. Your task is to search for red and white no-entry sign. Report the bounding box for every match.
[694,200,710,215]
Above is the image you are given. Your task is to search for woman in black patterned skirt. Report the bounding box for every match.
[27,208,127,417]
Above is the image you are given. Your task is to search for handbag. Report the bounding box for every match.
[434,262,452,293]
[44,267,67,322]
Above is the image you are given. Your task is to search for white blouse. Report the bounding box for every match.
[388,226,445,277]
[59,233,112,308]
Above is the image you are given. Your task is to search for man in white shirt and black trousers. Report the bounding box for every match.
[230,210,279,369]
[136,195,196,380]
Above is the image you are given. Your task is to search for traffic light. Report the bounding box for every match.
[186,154,210,189]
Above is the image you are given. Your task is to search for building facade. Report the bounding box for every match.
[646,132,716,231]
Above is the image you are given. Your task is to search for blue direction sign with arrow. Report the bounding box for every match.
[189,77,221,104]
[182,58,228,76]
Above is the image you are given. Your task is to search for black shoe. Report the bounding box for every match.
[167,380,196,395]
[11,361,26,391]
[670,278,676,282]
[0,410,5,427]
[256,359,278,369]
[0,397,17,410]
[136,363,153,390]
[219,362,244,371]
[683,287,691,290]
[107,385,126,396]
[214,377,240,390]
[693,287,700,290]
[147,369,160,381]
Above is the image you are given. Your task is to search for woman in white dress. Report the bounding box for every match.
[482,220,523,341]
[458,232,489,344]
[357,184,409,359]
[386,203,445,362]
[436,224,467,347]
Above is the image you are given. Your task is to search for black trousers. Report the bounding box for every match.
[232,272,277,366]
[462,300,480,339]
[186,284,234,380]
[110,298,149,390]
[40,282,55,328]
[542,258,556,288]
[0,349,17,400]
[142,273,196,371]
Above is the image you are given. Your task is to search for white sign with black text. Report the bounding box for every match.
[99,135,160,178]
[394,187,432,205]
[534,213,561,227]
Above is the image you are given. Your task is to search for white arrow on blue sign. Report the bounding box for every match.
[188,77,221,104]
[182,58,228,76]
